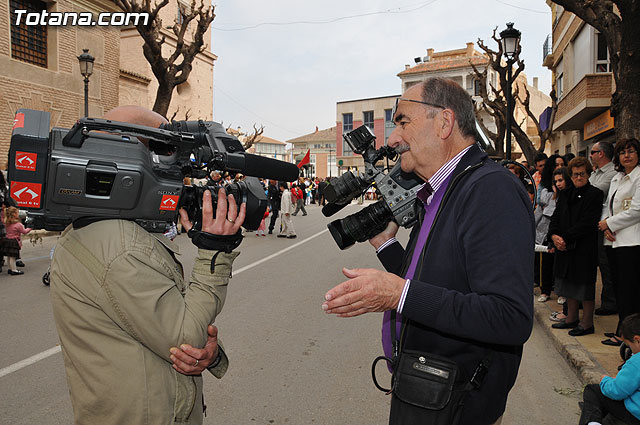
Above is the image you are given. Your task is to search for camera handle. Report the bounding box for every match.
[63,117,195,151]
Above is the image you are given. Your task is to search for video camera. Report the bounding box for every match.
[8,109,299,233]
[323,125,423,249]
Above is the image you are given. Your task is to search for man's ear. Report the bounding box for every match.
[438,109,455,139]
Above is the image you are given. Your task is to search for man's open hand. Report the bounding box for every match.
[322,268,405,317]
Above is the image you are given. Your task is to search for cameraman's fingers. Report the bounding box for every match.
[234,202,247,229]
[179,209,193,232]
[201,189,214,227]
[227,193,238,221]
[214,187,228,227]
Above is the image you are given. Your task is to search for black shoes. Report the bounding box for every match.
[601,336,623,346]
[16,260,25,267]
[595,307,617,316]
[287,235,297,239]
[568,325,594,336]
[552,320,579,329]
[277,234,287,238]
[8,270,24,276]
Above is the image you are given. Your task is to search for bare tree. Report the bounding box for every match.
[471,29,557,163]
[114,0,215,118]
[241,124,265,151]
[549,1,640,141]
[223,124,265,151]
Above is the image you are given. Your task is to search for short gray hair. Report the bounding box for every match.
[420,78,476,139]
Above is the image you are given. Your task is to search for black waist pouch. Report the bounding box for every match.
[373,349,489,425]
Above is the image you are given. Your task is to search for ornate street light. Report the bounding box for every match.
[500,23,521,160]
[77,49,94,117]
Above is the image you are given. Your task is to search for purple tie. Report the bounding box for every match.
[381,177,449,366]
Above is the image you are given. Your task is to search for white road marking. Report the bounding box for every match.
[0,346,61,378]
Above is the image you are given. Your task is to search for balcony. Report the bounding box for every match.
[543,35,552,62]
[553,73,614,131]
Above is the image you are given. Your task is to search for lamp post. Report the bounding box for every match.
[77,49,95,117]
[500,22,521,161]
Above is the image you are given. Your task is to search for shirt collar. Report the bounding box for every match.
[420,145,472,205]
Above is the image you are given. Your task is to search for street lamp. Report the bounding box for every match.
[77,49,94,117]
[500,22,521,160]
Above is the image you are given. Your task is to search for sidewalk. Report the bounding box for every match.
[533,281,623,384]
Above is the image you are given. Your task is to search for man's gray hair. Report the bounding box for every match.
[420,77,476,139]
[598,141,614,160]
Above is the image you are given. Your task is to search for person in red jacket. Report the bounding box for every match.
[292,183,307,216]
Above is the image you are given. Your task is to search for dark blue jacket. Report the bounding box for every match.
[378,144,534,424]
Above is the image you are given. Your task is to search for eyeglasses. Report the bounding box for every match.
[571,172,588,178]
[590,150,600,155]
[619,149,638,156]
[392,97,445,120]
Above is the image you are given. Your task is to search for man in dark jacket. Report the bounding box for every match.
[267,179,281,234]
[322,78,534,425]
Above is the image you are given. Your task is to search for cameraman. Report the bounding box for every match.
[322,79,533,425]
[50,106,246,425]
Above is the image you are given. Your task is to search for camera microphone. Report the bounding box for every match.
[241,153,299,182]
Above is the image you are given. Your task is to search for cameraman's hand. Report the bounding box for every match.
[169,325,220,375]
[369,221,399,250]
[179,188,246,236]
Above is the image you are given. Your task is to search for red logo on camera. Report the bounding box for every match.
[15,151,37,171]
[159,195,179,211]
[13,113,24,130]
[11,181,42,208]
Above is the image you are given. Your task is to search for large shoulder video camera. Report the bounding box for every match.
[8,109,298,232]
[323,125,423,249]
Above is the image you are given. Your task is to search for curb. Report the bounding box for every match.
[533,299,608,385]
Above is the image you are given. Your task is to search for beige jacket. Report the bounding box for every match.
[50,220,238,425]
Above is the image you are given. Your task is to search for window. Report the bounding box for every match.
[363,111,374,131]
[177,1,190,26]
[595,32,610,73]
[474,79,481,96]
[10,0,47,68]
[385,109,392,123]
[342,113,353,155]
[313,144,322,149]
[556,73,563,99]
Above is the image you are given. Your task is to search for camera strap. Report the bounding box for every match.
[187,229,243,273]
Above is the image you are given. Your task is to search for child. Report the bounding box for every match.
[579,313,640,425]
[2,207,31,275]
[256,207,269,237]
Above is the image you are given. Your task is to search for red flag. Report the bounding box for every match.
[297,149,311,168]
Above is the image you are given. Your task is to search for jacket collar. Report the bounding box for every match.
[450,143,488,178]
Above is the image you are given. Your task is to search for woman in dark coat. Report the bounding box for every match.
[548,157,604,336]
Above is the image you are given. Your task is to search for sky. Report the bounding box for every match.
[209,0,553,142]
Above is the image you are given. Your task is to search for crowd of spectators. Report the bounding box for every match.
[524,141,640,346]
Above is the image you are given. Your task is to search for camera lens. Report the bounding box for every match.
[327,200,392,250]
[324,171,370,204]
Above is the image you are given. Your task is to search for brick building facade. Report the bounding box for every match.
[0,0,216,166]
[0,0,121,166]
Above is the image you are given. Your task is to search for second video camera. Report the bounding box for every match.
[323,125,423,249]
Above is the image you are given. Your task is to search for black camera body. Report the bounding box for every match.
[324,125,423,249]
[7,109,294,232]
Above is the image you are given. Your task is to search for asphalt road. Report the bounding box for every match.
[0,201,583,424]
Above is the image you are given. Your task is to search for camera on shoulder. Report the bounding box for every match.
[8,109,298,233]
